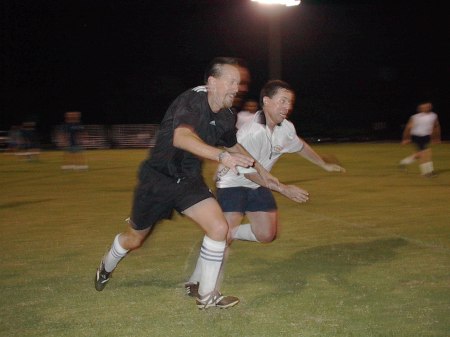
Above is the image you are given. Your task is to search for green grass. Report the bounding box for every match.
[1,144,449,337]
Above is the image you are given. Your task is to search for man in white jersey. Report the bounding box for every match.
[400,102,441,177]
[185,80,345,296]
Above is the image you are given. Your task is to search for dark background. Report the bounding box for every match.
[1,0,449,143]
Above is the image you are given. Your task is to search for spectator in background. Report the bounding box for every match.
[18,121,40,160]
[232,59,251,113]
[7,125,22,153]
[61,111,88,170]
[235,99,259,129]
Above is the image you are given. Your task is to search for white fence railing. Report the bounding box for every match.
[54,124,159,149]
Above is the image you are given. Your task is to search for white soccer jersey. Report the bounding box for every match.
[217,111,304,189]
[236,110,255,129]
[410,112,438,137]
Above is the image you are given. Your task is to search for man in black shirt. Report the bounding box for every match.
[95,57,273,309]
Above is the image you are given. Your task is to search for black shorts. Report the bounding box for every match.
[216,186,277,214]
[411,135,431,151]
[130,164,213,230]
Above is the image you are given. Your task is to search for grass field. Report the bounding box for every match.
[1,143,449,337]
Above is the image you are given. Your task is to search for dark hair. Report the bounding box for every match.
[259,80,293,107]
[417,101,433,112]
[204,57,239,84]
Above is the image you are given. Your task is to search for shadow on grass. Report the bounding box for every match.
[434,168,450,174]
[115,238,408,296]
[0,198,55,209]
[239,237,408,303]
[2,174,60,186]
[118,276,180,290]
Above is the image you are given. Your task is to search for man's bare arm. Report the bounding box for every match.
[225,142,280,187]
[173,127,253,173]
[244,172,309,203]
[297,140,345,172]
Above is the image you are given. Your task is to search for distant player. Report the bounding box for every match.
[186,80,345,296]
[61,111,88,170]
[400,102,441,177]
[18,121,40,160]
[94,57,276,309]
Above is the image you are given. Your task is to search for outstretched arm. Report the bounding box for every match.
[227,139,308,203]
[243,172,309,203]
[225,142,280,187]
[173,126,254,174]
[402,119,413,144]
[296,140,345,172]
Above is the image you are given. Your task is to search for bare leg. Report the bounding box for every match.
[102,224,152,273]
[118,225,152,250]
[241,211,278,243]
[216,211,277,290]
[224,212,245,244]
[183,198,228,240]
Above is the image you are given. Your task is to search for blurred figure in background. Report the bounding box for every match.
[7,125,22,153]
[18,121,40,161]
[400,102,441,177]
[61,111,88,170]
[232,59,251,113]
[235,99,259,129]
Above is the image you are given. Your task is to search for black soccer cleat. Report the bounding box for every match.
[95,262,112,291]
[185,282,199,298]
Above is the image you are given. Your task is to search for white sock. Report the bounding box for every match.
[103,234,129,273]
[198,236,225,297]
[400,155,416,165]
[188,254,203,284]
[420,161,434,175]
[189,246,230,289]
[233,224,259,242]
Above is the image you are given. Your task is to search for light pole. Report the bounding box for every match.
[251,0,301,80]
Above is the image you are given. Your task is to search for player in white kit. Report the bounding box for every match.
[400,102,441,177]
[186,80,345,296]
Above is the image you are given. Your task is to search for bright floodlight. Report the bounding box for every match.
[252,0,301,6]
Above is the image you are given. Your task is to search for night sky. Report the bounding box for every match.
[2,0,449,141]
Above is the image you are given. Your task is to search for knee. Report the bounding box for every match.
[250,219,277,243]
[121,232,146,250]
[256,228,277,243]
[207,220,229,241]
[254,225,277,243]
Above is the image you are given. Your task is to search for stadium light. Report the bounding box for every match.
[252,0,300,79]
[251,0,301,7]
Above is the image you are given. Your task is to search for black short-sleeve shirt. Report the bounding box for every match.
[147,86,237,179]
